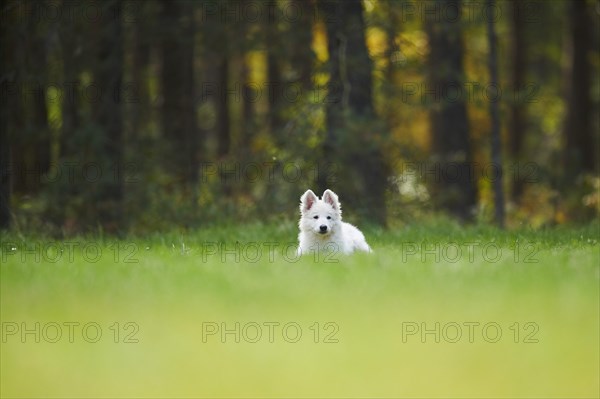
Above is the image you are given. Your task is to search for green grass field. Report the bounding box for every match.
[1,222,599,398]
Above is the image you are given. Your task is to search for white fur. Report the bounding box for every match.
[297,189,372,256]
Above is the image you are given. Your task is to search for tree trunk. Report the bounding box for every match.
[266,19,284,139]
[564,0,594,176]
[509,0,526,201]
[160,0,198,184]
[0,126,9,230]
[10,1,50,194]
[28,7,50,181]
[94,0,124,231]
[320,0,387,226]
[59,20,80,159]
[289,0,315,92]
[215,55,230,158]
[0,9,10,227]
[1,0,13,228]
[131,0,151,142]
[487,0,505,228]
[425,0,476,221]
[319,0,343,191]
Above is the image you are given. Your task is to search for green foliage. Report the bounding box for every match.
[3,0,599,233]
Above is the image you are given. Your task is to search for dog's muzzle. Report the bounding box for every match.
[319,225,328,234]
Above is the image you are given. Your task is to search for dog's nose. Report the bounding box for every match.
[319,225,327,232]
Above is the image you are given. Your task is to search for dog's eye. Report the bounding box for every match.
[327,216,331,220]
[313,216,318,219]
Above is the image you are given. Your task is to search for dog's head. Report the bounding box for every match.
[299,189,342,236]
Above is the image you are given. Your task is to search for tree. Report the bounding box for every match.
[0,125,9,229]
[267,0,315,139]
[160,0,198,185]
[198,1,231,161]
[564,0,595,177]
[318,0,387,226]
[487,0,505,228]
[9,1,50,194]
[29,9,50,185]
[289,0,315,93]
[59,13,80,161]
[0,0,13,228]
[425,0,476,221]
[198,1,232,200]
[266,12,284,139]
[130,0,153,143]
[0,78,10,228]
[509,0,527,201]
[93,0,124,231]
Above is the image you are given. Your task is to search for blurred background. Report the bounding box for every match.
[1,0,598,235]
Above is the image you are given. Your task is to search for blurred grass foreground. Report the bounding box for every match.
[1,222,598,397]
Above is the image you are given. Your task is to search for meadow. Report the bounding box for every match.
[1,221,599,398]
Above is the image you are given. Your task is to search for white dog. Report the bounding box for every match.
[297,189,372,256]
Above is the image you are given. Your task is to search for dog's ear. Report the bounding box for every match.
[300,189,318,213]
[322,189,340,211]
